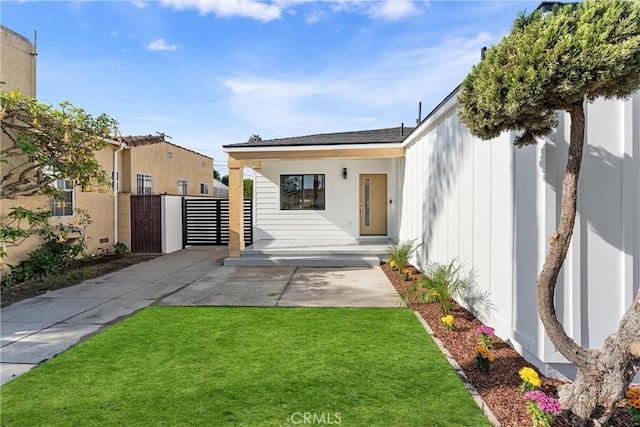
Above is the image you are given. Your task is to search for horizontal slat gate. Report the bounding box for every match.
[183,198,252,246]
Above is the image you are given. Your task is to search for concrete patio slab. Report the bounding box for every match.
[1,323,102,364]
[158,280,288,307]
[278,267,401,308]
[1,363,37,385]
[1,322,51,347]
[1,297,111,324]
[65,298,155,325]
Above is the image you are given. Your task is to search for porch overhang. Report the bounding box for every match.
[224,143,405,257]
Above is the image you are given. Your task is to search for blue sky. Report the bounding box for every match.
[2,0,540,176]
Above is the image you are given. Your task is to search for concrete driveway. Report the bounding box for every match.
[0,246,400,385]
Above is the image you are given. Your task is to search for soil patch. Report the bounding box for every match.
[1,253,159,307]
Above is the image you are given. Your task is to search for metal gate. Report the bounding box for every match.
[183,198,253,246]
[130,195,162,253]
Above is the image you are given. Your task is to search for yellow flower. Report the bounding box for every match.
[441,315,454,326]
[519,367,542,387]
[389,260,397,270]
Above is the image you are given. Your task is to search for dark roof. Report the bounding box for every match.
[122,134,212,159]
[121,134,165,146]
[224,127,413,149]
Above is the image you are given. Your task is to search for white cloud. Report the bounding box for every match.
[160,0,282,22]
[368,0,421,20]
[131,0,146,9]
[220,31,497,137]
[145,38,178,51]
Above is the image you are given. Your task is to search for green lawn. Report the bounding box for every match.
[1,307,490,426]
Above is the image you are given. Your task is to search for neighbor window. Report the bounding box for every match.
[200,183,209,195]
[50,178,74,217]
[111,171,119,192]
[178,180,188,195]
[280,174,325,210]
[136,173,153,195]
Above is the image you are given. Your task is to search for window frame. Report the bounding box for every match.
[280,174,326,211]
[177,180,188,195]
[200,182,209,195]
[50,178,74,217]
[136,173,153,195]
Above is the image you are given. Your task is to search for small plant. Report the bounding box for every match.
[626,385,640,425]
[389,260,398,270]
[113,241,128,257]
[523,390,562,427]
[400,268,412,280]
[441,315,454,331]
[386,239,419,272]
[476,325,495,349]
[519,367,542,393]
[474,345,494,372]
[421,260,471,315]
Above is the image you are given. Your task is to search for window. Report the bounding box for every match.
[136,173,152,195]
[111,171,119,192]
[280,174,325,210]
[200,183,209,195]
[178,180,188,195]
[50,178,74,216]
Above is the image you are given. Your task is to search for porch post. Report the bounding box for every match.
[228,155,245,257]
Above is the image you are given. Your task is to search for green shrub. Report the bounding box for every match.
[4,237,85,288]
[113,241,128,257]
[386,239,420,272]
[405,260,471,315]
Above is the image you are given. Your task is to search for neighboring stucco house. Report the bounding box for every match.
[224,89,639,379]
[120,134,214,197]
[1,26,127,267]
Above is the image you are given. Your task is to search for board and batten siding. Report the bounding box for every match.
[254,158,395,241]
[398,91,640,379]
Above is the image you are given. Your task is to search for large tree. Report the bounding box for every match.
[1,91,119,259]
[458,1,640,425]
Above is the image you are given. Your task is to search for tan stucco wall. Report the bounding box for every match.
[123,141,213,196]
[0,25,36,97]
[117,193,131,249]
[2,145,123,271]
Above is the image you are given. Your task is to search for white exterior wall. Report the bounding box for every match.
[254,158,394,240]
[398,92,640,378]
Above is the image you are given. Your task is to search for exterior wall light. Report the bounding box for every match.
[342,167,347,179]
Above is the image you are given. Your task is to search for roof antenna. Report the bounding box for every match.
[401,122,404,136]
[416,101,422,125]
[156,131,172,141]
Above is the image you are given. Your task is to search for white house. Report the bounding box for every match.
[224,87,639,379]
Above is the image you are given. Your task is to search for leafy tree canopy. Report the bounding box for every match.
[1,90,120,199]
[458,0,640,146]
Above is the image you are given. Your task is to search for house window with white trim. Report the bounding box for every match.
[50,178,74,217]
[136,173,152,195]
[200,183,209,195]
[280,174,325,210]
[178,180,188,195]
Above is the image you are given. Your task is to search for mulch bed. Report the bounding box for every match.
[381,262,635,427]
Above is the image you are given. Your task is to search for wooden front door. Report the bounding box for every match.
[359,174,387,235]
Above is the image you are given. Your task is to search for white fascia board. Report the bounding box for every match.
[223,142,404,154]
[402,89,460,148]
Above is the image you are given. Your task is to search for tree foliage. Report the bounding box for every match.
[458,1,640,424]
[459,0,640,146]
[1,90,120,199]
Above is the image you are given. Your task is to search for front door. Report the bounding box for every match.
[359,174,387,235]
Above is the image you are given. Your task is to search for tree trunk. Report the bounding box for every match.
[535,103,640,425]
[559,291,640,426]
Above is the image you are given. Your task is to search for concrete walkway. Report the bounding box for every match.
[1,247,400,385]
